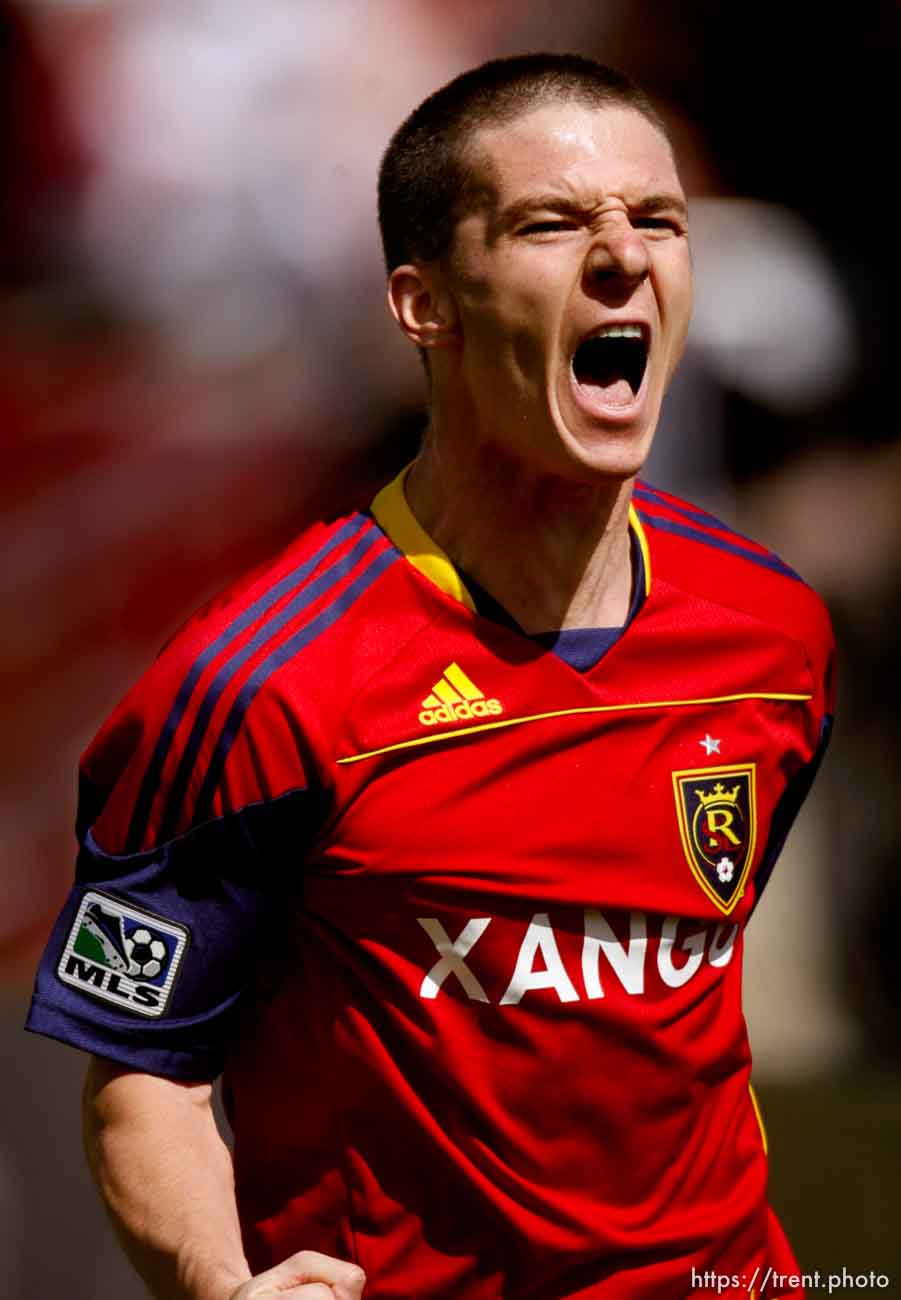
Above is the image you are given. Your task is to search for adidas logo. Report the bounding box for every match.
[418,662,503,727]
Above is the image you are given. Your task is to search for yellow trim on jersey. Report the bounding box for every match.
[371,464,651,611]
[337,691,812,765]
[749,1082,769,1156]
[370,468,476,612]
[628,502,652,596]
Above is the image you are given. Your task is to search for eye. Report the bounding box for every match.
[520,219,578,235]
[632,216,683,235]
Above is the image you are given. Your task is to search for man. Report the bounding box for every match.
[27,54,834,1299]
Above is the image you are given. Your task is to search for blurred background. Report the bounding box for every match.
[2,1,899,1294]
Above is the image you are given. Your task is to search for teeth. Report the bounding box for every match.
[593,324,644,340]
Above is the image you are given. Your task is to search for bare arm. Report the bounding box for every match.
[82,1056,365,1300]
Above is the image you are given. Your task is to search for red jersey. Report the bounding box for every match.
[28,470,835,1300]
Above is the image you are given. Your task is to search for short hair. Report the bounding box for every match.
[377,53,667,275]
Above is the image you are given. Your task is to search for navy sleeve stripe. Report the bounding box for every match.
[192,544,399,825]
[154,524,385,844]
[127,514,370,852]
[636,509,802,582]
[633,482,755,543]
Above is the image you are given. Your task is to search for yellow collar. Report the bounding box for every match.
[370,463,650,610]
[371,466,476,611]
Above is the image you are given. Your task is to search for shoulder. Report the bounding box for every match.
[633,480,835,695]
[83,510,404,854]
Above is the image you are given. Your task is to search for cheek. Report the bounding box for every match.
[460,248,561,317]
[460,279,551,355]
[458,304,514,374]
[451,254,566,389]
[658,259,693,340]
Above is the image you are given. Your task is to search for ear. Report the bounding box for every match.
[387,264,460,351]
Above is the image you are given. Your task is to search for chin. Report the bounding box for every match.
[549,372,663,482]
[556,412,660,485]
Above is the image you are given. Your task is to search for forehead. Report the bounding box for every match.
[470,100,681,208]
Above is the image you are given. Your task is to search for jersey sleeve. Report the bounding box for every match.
[25,625,329,1081]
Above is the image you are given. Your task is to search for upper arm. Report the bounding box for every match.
[82,1055,219,1155]
[83,1055,215,1121]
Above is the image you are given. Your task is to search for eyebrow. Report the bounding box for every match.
[499,190,688,227]
[639,193,689,219]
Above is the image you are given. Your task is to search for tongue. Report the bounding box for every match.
[573,339,639,407]
[576,374,635,406]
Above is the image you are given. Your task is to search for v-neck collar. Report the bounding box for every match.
[370,464,652,658]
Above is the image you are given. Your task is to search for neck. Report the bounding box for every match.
[405,431,636,635]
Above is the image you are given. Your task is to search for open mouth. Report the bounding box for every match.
[572,325,648,408]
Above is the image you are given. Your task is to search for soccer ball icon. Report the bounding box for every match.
[125,928,168,979]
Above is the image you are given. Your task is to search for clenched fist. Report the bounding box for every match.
[229,1250,366,1300]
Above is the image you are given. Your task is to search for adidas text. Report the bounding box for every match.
[419,698,503,727]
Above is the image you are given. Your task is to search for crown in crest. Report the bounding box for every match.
[695,781,741,808]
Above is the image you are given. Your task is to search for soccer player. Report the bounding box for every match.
[26,54,834,1300]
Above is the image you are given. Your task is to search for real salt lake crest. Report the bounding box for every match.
[672,764,758,914]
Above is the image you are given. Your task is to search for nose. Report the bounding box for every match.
[583,217,650,291]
